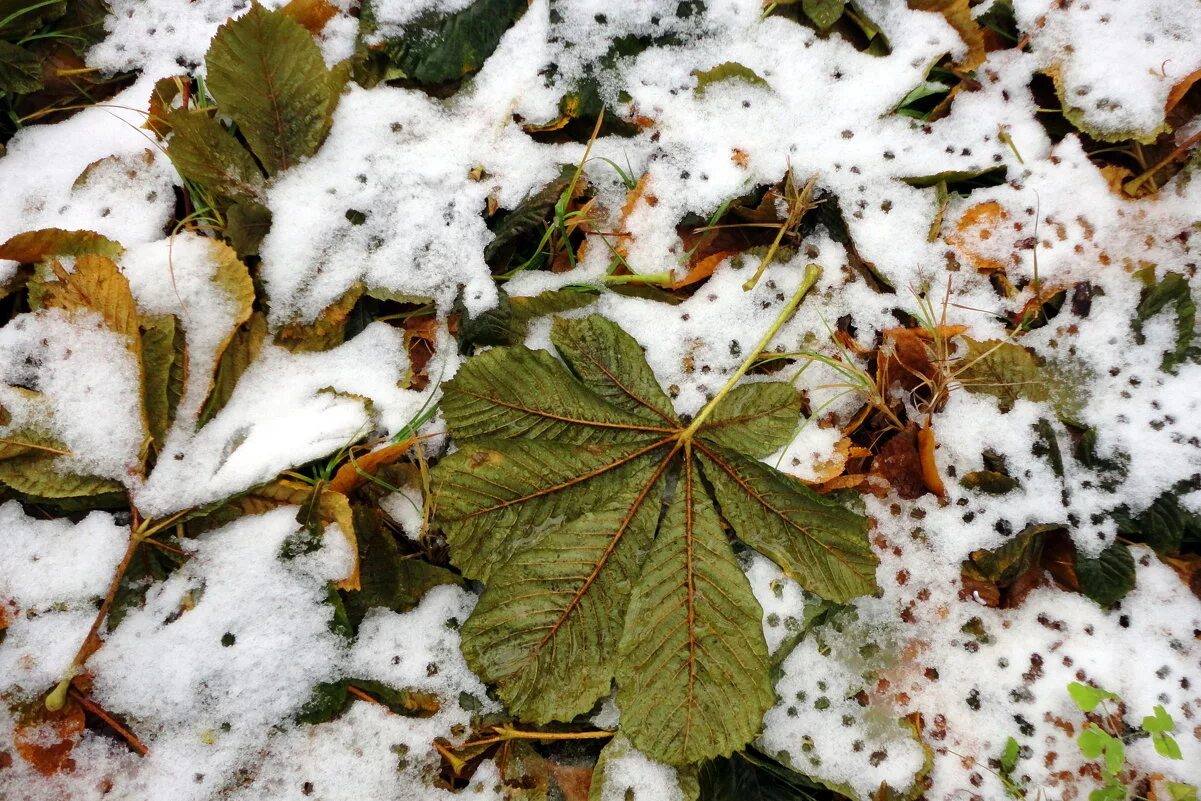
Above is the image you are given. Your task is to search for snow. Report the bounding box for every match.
[0,78,176,279]
[135,322,425,516]
[0,309,146,484]
[0,503,129,698]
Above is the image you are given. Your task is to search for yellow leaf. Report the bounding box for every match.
[907,0,985,70]
[31,255,141,347]
[0,228,123,264]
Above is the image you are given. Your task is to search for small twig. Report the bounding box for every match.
[683,263,822,439]
[347,685,385,706]
[69,687,148,756]
[460,725,614,749]
[1124,128,1201,195]
[743,173,818,291]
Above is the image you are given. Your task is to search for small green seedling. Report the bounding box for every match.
[1142,705,1182,760]
[1067,681,1119,713]
[1065,682,1195,801]
[997,736,1025,799]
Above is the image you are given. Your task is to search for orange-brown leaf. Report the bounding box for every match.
[1166,68,1201,115]
[670,250,737,289]
[280,0,338,34]
[13,698,84,776]
[916,425,946,498]
[946,200,1009,272]
[872,428,926,500]
[907,0,986,70]
[329,439,417,495]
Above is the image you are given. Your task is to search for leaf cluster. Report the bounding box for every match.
[160,2,345,255]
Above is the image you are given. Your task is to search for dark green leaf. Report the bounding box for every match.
[0,42,42,94]
[698,750,831,801]
[963,524,1062,585]
[373,0,528,85]
[1075,542,1135,606]
[224,200,274,258]
[141,314,182,445]
[165,110,266,202]
[0,0,65,40]
[1113,490,1201,554]
[439,345,670,443]
[1133,268,1198,374]
[484,165,574,264]
[802,0,847,30]
[341,505,463,627]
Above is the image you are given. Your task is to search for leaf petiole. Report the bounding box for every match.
[681,263,821,441]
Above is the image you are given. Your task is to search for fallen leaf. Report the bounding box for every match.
[872,427,926,499]
[916,424,946,497]
[13,698,84,776]
[946,200,1009,272]
[329,439,416,495]
[280,0,338,34]
[434,314,874,764]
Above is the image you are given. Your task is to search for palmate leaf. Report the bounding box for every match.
[433,313,877,765]
[204,2,334,175]
[616,455,774,764]
[165,110,267,202]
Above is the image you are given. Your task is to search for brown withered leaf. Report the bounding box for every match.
[871,427,926,500]
[907,0,985,70]
[276,286,363,352]
[916,424,946,498]
[236,478,360,590]
[946,200,1009,271]
[30,255,140,347]
[12,697,85,776]
[0,228,123,263]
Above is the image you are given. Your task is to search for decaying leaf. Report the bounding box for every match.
[946,200,1008,272]
[434,314,875,765]
[0,228,123,263]
[907,0,985,70]
[12,697,85,776]
[233,477,361,589]
[280,0,338,34]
